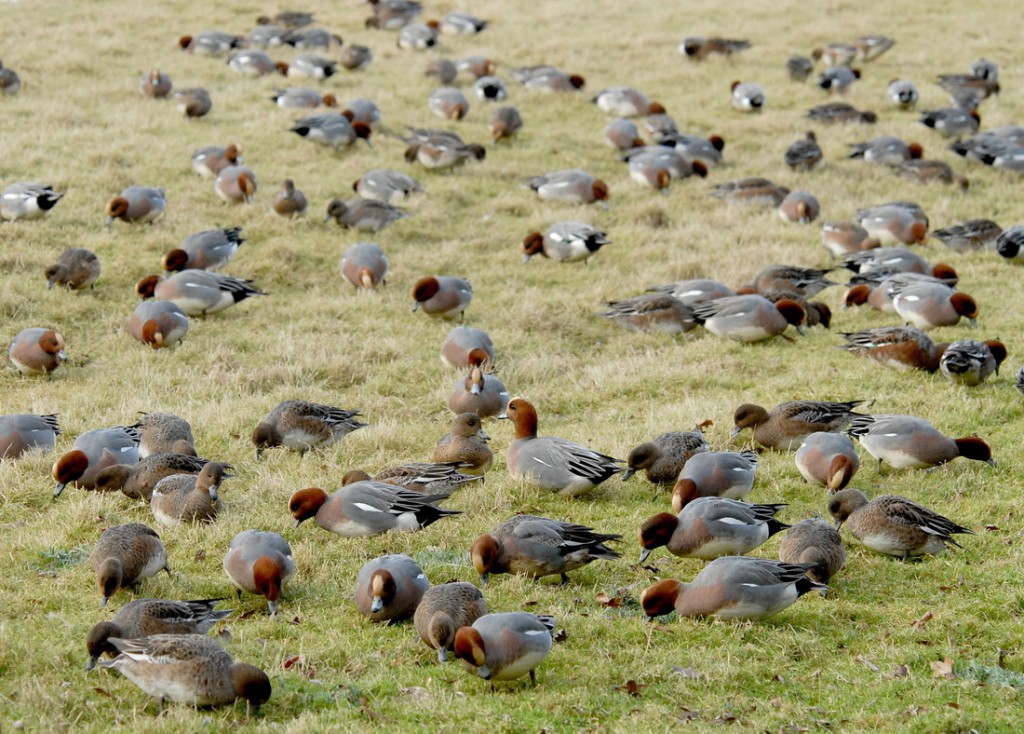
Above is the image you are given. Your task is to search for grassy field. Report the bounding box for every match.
[2,0,1024,730]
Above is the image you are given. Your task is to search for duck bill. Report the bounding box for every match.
[370,597,384,613]
[621,468,636,481]
[53,482,66,499]
[638,548,652,563]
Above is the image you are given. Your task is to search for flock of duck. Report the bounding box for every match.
[2,0,1023,717]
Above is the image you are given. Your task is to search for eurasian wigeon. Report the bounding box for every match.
[622,430,708,485]
[599,294,696,334]
[93,453,207,501]
[645,279,735,306]
[948,128,1024,162]
[624,147,707,189]
[778,518,845,583]
[340,241,389,289]
[403,129,485,169]
[86,599,230,671]
[470,514,620,584]
[710,178,789,206]
[753,266,835,298]
[434,412,493,475]
[939,340,1007,386]
[290,113,372,149]
[174,87,212,119]
[812,43,858,67]
[936,75,999,108]
[794,432,860,491]
[640,499,788,562]
[426,87,468,120]
[99,635,270,712]
[227,50,286,77]
[411,276,473,320]
[415,582,488,662]
[365,0,423,30]
[829,489,973,558]
[821,222,880,258]
[0,413,60,460]
[920,108,980,138]
[128,300,189,349]
[732,400,864,451]
[164,228,244,272]
[0,60,21,95]
[8,327,66,375]
[440,326,495,368]
[341,98,382,129]
[454,55,495,79]
[522,221,609,264]
[91,523,169,606]
[931,219,1002,253]
[895,159,969,191]
[105,187,165,224]
[511,65,583,91]
[271,179,307,217]
[454,612,555,684]
[839,326,946,372]
[855,203,928,245]
[248,22,287,48]
[284,28,340,50]
[641,557,826,621]
[671,450,758,512]
[976,147,1024,171]
[887,79,919,109]
[288,53,336,80]
[592,86,663,117]
[252,400,367,460]
[353,169,423,203]
[325,197,407,232]
[441,11,487,33]
[847,136,923,164]
[355,554,430,623]
[150,462,233,527]
[52,425,140,496]
[891,281,978,330]
[1,182,64,221]
[501,397,624,496]
[342,462,483,497]
[996,226,1024,262]
[223,530,295,618]
[132,413,195,458]
[841,246,946,277]
[448,365,509,419]
[271,87,336,109]
[489,105,523,142]
[179,30,243,55]
[425,58,457,83]
[855,35,895,61]
[136,271,265,317]
[690,294,806,342]
[818,66,860,94]
[784,132,823,171]
[844,272,954,314]
[289,482,459,537]
[527,169,609,205]
[214,165,257,204]
[474,76,508,102]
[44,248,100,291]
[260,10,315,28]
[847,414,995,470]
[806,102,877,124]
[397,21,439,49]
[786,56,814,82]
[191,144,242,178]
[730,80,765,111]
[680,36,751,60]
[756,291,831,329]
[778,192,821,225]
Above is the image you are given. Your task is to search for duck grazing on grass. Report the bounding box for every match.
[732,400,864,451]
[252,400,367,460]
[454,613,555,685]
[355,554,430,623]
[847,414,995,471]
[45,248,100,290]
[779,518,845,583]
[639,498,789,562]
[415,582,488,662]
[939,340,1007,385]
[223,530,295,618]
[289,482,459,537]
[622,430,708,484]
[0,414,60,460]
[91,523,169,606]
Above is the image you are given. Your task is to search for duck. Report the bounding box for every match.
[732,400,864,451]
[895,159,968,191]
[891,281,978,330]
[248,22,287,48]
[163,228,244,272]
[645,279,735,306]
[839,326,946,372]
[0,413,60,460]
[622,430,709,484]
[785,132,823,171]
[428,87,469,120]
[752,266,835,298]
[844,272,957,314]
[130,412,195,457]
[639,498,788,562]
[355,554,430,623]
[1,182,64,221]
[397,22,439,50]
[290,114,371,149]
[325,197,406,232]
[415,582,488,662]
[821,222,880,258]
[442,11,487,34]
[283,28,338,50]
[887,79,919,109]
[86,599,231,671]
[214,165,257,204]
[599,294,695,334]
[710,178,789,206]
[288,53,335,80]
[489,105,523,142]
[271,87,337,109]
[260,10,315,28]
[794,432,860,491]
[271,179,307,217]
[690,294,806,343]
[470,515,620,584]
[440,327,495,368]
[847,414,995,470]
[91,523,169,606]
[52,425,140,496]
[939,340,1007,385]
[404,132,486,169]
[818,66,860,94]
[0,60,21,95]
[448,364,509,419]
[855,35,896,61]
[252,400,367,460]
[847,136,923,164]
[828,490,973,557]
[996,226,1024,262]
[434,412,494,475]
[778,192,821,224]
[179,30,243,55]
[778,518,845,583]
[930,219,1002,253]
[680,37,751,60]
[227,50,286,77]
[289,482,459,537]
[920,108,980,138]
[812,43,857,67]
[129,300,189,349]
[425,58,457,84]
[855,204,928,245]
[98,635,270,712]
[191,144,242,178]
[731,80,765,111]
[841,246,946,277]
[512,66,586,93]
[365,0,423,30]
[45,248,100,290]
[341,462,482,497]
[8,327,66,375]
[222,530,295,618]
[106,187,165,224]
[527,170,609,205]
[340,241,389,289]
[174,87,212,119]
[641,557,826,621]
[592,86,663,117]
[786,56,814,82]
[604,118,644,150]
[501,397,624,496]
[136,271,265,317]
[624,147,707,190]
[454,613,555,684]
[522,221,610,264]
[806,102,877,124]
[93,453,207,501]
[340,98,382,129]
[150,462,233,527]
[667,446,757,509]
[353,169,423,204]
[411,276,473,320]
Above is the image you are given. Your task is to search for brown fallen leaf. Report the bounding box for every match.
[614,680,646,697]
[595,592,623,608]
[284,655,302,670]
[671,666,702,679]
[985,524,1000,532]
[553,628,568,643]
[92,687,112,698]
[194,549,207,562]
[930,656,955,680]
[947,702,960,709]
[911,611,933,629]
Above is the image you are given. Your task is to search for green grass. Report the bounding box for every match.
[2,0,1024,731]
